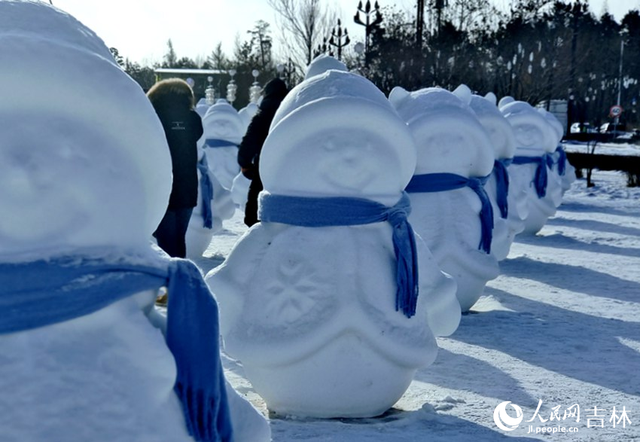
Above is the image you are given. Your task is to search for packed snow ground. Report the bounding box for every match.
[192,169,640,441]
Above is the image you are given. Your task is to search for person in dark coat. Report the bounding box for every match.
[147,78,203,257]
[237,78,289,227]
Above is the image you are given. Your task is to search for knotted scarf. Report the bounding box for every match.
[204,139,237,149]
[197,156,214,229]
[0,254,233,442]
[555,146,567,176]
[493,158,512,219]
[512,153,554,198]
[258,192,419,318]
[406,173,494,254]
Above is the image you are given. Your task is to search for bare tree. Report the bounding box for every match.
[267,0,336,72]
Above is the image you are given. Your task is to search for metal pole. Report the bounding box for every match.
[615,34,625,129]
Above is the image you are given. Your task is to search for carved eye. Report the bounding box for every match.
[323,139,338,152]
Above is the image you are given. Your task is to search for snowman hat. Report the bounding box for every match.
[500,100,557,153]
[541,109,564,145]
[389,86,494,177]
[465,88,517,160]
[304,54,348,80]
[202,99,244,143]
[0,1,172,240]
[262,70,417,191]
[238,102,259,130]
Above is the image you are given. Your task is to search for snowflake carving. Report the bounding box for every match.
[263,257,325,325]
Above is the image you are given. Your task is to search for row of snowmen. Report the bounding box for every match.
[198,53,577,418]
[0,2,577,442]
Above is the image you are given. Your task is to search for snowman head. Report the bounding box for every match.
[389,86,494,178]
[500,100,557,154]
[304,54,348,80]
[260,70,416,201]
[467,91,516,161]
[0,1,172,259]
[201,99,244,145]
[238,102,259,133]
[541,109,564,146]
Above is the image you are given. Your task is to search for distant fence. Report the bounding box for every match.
[564,144,640,187]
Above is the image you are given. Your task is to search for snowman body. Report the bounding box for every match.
[468,92,518,261]
[0,4,272,441]
[390,87,499,312]
[185,147,235,258]
[0,3,193,440]
[200,99,244,190]
[544,110,576,196]
[501,101,563,235]
[207,71,459,417]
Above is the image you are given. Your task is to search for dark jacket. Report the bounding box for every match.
[155,106,203,209]
[237,78,289,179]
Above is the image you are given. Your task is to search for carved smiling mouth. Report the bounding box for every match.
[319,157,376,191]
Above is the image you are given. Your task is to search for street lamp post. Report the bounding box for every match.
[328,19,350,61]
[205,76,215,106]
[249,69,262,104]
[226,69,237,106]
[354,0,383,67]
[614,29,628,132]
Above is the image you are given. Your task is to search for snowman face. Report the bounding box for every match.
[478,116,516,160]
[410,113,494,177]
[264,127,403,197]
[204,116,242,141]
[0,113,147,257]
[314,129,390,192]
[510,115,549,150]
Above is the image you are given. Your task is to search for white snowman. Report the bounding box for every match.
[304,53,348,80]
[0,2,269,442]
[195,97,211,118]
[185,146,236,259]
[466,88,523,261]
[206,70,459,418]
[544,109,576,196]
[238,101,259,133]
[199,99,244,190]
[500,99,563,235]
[389,86,500,312]
[231,102,260,210]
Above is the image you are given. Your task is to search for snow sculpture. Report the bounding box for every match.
[466,88,523,261]
[231,103,260,210]
[206,70,459,418]
[195,97,210,118]
[390,86,500,312]
[185,147,235,258]
[199,99,244,190]
[238,101,259,133]
[544,109,576,196]
[500,99,563,234]
[230,171,251,210]
[0,2,268,441]
[304,53,348,80]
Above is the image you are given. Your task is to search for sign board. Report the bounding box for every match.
[609,105,623,118]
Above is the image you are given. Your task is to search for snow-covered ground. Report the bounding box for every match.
[563,140,640,157]
[194,169,640,441]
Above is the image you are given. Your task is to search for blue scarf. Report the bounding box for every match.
[406,173,494,254]
[555,146,567,176]
[512,153,554,198]
[493,159,512,219]
[197,156,214,229]
[258,192,419,318]
[204,139,237,149]
[0,254,233,442]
